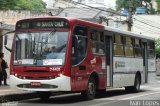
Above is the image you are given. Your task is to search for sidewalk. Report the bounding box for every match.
[0,78,29,95]
[0,79,37,103]
[0,85,33,96]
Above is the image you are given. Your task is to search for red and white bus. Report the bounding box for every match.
[4,17,155,100]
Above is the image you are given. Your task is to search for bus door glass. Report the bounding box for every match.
[104,31,114,87]
[71,25,88,90]
[105,35,113,87]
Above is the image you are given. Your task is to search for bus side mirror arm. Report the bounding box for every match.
[5,45,12,52]
[4,30,15,52]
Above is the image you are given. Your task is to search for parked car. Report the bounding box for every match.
[135,7,147,14]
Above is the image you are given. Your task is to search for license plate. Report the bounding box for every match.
[30,82,41,86]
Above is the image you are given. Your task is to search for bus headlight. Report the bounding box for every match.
[15,74,18,77]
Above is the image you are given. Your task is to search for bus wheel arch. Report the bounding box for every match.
[81,72,99,100]
[125,71,141,93]
[90,72,99,90]
[134,71,141,92]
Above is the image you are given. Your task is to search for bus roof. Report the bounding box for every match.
[104,26,155,41]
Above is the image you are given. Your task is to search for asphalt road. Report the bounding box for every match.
[0,74,159,106]
[2,79,160,106]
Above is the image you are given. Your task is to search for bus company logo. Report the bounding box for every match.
[115,61,125,69]
[91,58,96,64]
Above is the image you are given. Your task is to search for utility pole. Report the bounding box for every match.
[99,16,109,26]
[99,16,103,24]
[128,0,133,31]
[0,30,3,52]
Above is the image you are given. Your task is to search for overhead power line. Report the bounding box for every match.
[57,0,160,32]
[134,18,160,30]
[62,0,119,15]
[135,15,160,28]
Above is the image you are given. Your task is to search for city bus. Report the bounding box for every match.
[4,17,155,100]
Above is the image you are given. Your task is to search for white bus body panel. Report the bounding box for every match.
[113,57,143,88]
[148,58,156,72]
[148,58,156,82]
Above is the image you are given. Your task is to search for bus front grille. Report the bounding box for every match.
[17,84,58,89]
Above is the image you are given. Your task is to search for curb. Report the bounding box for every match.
[0,92,38,103]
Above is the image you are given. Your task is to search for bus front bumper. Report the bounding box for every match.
[10,74,71,92]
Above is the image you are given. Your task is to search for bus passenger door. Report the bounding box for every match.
[105,36,113,87]
[71,25,88,91]
[143,42,148,83]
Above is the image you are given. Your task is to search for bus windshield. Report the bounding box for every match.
[13,30,69,66]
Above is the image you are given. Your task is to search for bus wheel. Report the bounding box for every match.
[81,77,96,100]
[125,74,141,93]
[133,74,141,93]
[37,91,51,101]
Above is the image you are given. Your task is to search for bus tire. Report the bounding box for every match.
[37,91,51,101]
[81,77,96,100]
[133,74,141,93]
[125,74,141,93]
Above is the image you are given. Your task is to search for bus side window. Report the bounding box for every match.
[114,34,124,56]
[148,41,155,58]
[71,25,88,66]
[90,30,104,54]
[134,38,142,57]
[125,36,134,57]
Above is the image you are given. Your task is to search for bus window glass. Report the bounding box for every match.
[148,41,155,58]
[125,36,134,57]
[14,31,69,66]
[72,25,88,66]
[134,38,142,57]
[90,30,104,54]
[114,34,124,56]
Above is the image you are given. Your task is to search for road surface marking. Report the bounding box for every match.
[121,91,160,100]
[90,91,160,106]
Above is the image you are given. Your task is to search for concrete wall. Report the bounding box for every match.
[0,10,49,25]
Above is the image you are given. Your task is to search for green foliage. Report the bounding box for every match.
[116,0,154,12]
[0,0,16,10]
[116,0,141,10]
[0,0,46,11]
[157,0,160,14]
[155,38,160,58]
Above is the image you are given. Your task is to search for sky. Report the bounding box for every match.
[42,0,116,9]
[104,0,116,9]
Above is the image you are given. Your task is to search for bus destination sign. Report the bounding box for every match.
[16,20,69,30]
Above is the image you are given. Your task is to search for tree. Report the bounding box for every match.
[116,0,141,11]
[157,0,160,14]
[156,38,160,58]
[0,0,46,11]
[116,0,154,13]
[0,0,17,10]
